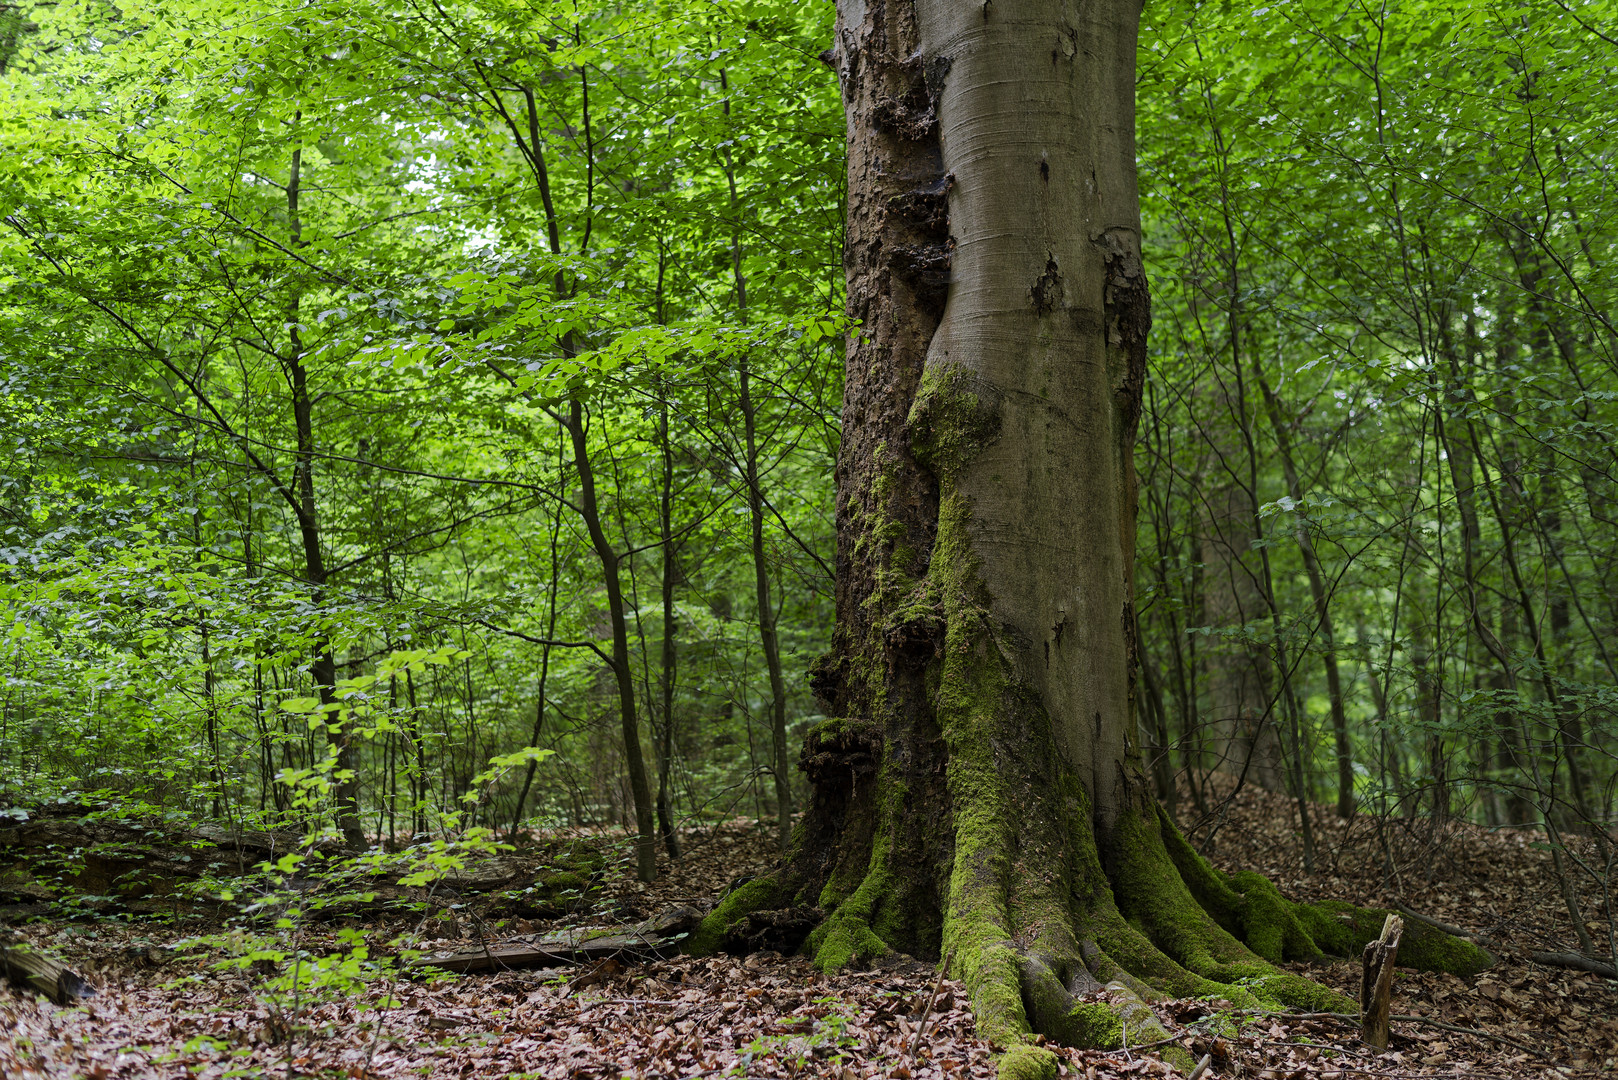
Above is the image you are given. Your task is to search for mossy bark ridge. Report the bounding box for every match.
[691,0,1491,1070]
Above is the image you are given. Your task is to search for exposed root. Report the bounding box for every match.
[684,878,785,957]
[1158,805,1494,977]
[996,1044,1059,1080]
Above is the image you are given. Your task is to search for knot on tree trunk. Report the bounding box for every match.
[1094,226,1151,429]
[884,606,945,661]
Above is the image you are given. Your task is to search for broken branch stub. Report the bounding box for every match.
[1360,913,1404,1050]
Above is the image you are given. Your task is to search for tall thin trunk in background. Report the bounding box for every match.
[1201,65,1314,868]
[1253,372,1354,818]
[656,385,682,859]
[654,248,682,860]
[511,452,565,837]
[285,131,363,847]
[565,399,658,882]
[721,68,791,853]
[503,77,657,879]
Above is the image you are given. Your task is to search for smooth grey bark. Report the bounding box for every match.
[909,0,1146,827]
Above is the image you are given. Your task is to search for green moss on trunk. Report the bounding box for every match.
[808,828,896,970]
[1062,1001,1122,1049]
[1106,807,1356,1012]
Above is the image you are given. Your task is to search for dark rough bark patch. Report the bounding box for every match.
[886,174,954,236]
[799,717,882,788]
[792,718,883,895]
[884,606,946,661]
[807,651,845,713]
[1031,256,1064,316]
[890,240,955,316]
[872,61,936,139]
[1095,226,1150,432]
[872,53,952,141]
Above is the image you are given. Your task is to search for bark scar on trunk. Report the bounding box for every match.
[1093,226,1150,429]
[1031,256,1064,316]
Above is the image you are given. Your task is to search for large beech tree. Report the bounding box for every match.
[691,0,1490,1073]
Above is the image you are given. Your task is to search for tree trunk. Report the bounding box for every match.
[656,383,682,860]
[1200,476,1287,793]
[718,90,793,856]
[690,0,1491,1068]
[564,399,658,883]
[740,364,793,855]
[1253,374,1354,819]
[286,138,363,849]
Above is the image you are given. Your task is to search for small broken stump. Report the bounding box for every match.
[1360,912,1403,1050]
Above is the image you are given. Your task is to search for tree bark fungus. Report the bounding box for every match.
[691,0,1490,1074]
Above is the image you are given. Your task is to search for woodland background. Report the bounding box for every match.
[0,0,1614,976]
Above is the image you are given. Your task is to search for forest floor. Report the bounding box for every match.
[0,781,1612,1079]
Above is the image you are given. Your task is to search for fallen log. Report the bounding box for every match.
[0,807,589,920]
[409,904,706,975]
[0,939,94,1004]
[0,807,333,902]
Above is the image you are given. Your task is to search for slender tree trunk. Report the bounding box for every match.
[511,475,564,838]
[564,399,657,882]
[284,137,362,848]
[740,367,793,854]
[718,83,793,854]
[656,382,682,860]
[1253,375,1353,818]
[402,665,426,836]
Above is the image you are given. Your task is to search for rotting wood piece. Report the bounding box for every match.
[721,905,822,956]
[409,904,707,975]
[1360,913,1403,1050]
[0,938,94,1004]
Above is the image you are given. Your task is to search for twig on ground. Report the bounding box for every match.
[1244,1010,1548,1058]
[910,942,958,1048]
